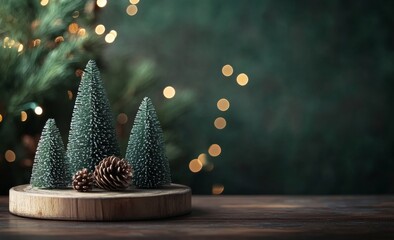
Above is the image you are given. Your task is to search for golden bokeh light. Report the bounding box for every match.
[126,4,138,16]
[8,39,15,48]
[3,37,9,47]
[21,158,33,167]
[236,73,249,86]
[33,39,41,47]
[0,114,3,122]
[67,90,73,100]
[105,33,115,43]
[130,0,140,4]
[54,36,64,43]
[95,24,106,35]
[40,0,49,6]
[117,113,128,125]
[214,117,226,129]
[109,30,117,38]
[75,69,83,77]
[96,0,107,8]
[208,144,221,157]
[222,64,233,77]
[77,28,86,37]
[72,11,79,18]
[68,23,79,34]
[212,184,224,195]
[198,153,207,165]
[17,44,24,52]
[163,86,176,99]
[5,150,16,163]
[189,159,203,173]
[217,98,230,111]
[34,106,43,115]
[21,111,27,122]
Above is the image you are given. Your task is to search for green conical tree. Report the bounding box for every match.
[67,60,120,175]
[126,97,171,188]
[30,119,69,188]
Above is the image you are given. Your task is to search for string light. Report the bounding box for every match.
[2,37,23,52]
[117,113,128,124]
[21,158,33,167]
[21,111,27,122]
[34,106,43,115]
[96,0,107,8]
[67,90,73,100]
[5,150,16,163]
[54,36,64,43]
[68,23,79,34]
[95,24,106,35]
[236,73,249,86]
[198,153,207,165]
[40,0,49,6]
[208,144,221,157]
[75,69,83,77]
[217,98,230,111]
[126,4,138,16]
[3,37,8,48]
[17,44,23,52]
[104,33,115,43]
[8,39,15,48]
[214,117,226,129]
[163,86,176,99]
[212,184,224,195]
[32,39,41,47]
[72,11,79,18]
[222,64,233,77]
[189,159,203,173]
[77,28,86,37]
[109,30,117,38]
[130,0,140,4]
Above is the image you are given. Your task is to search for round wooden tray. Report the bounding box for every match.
[9,184,191,221]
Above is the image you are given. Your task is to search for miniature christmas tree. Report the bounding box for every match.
[30,119,69,188]
[67,60,120,175]
[126,97,171,188]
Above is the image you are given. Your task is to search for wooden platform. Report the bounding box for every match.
[9,184,191,221]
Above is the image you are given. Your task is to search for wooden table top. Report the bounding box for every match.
[1,195,393,239]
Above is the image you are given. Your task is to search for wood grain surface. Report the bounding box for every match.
[1,195,393,239]
[9,184,191,221]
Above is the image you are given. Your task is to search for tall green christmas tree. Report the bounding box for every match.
[30,119,69,188]
[67,60,120,175]
[126,97,171,188]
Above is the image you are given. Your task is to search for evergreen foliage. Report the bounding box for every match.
[67,60,120,174]
[0,0,101,194]
[0,1,99,114]
[30,119,69,188]
[126,97,171,188]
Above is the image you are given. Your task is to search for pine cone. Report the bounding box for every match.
[94,156,132,191]
[72,168,94,192]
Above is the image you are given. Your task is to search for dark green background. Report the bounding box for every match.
[101,0,393,194]
[1,0,393,194]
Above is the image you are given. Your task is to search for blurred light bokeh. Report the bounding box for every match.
[0,0,393,194]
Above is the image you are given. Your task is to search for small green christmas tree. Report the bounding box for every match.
[30,119,69,188]
[67,60,120,174]
[126,97,171,188]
